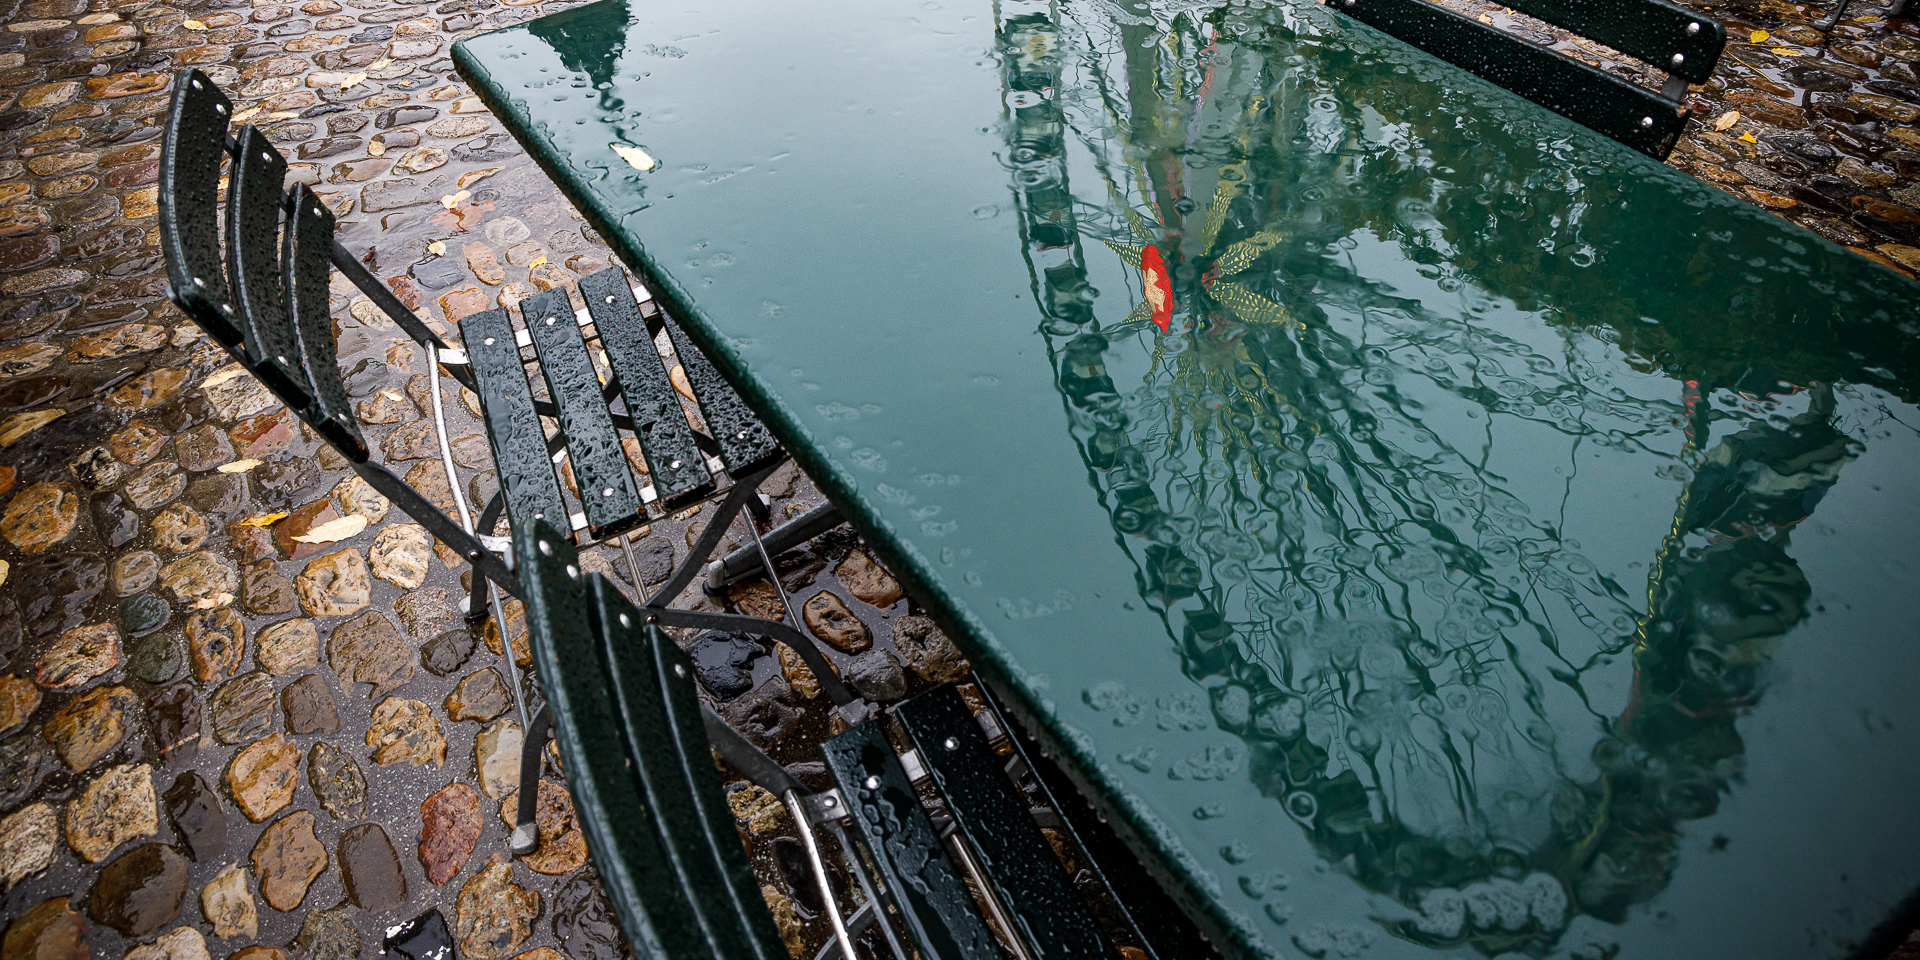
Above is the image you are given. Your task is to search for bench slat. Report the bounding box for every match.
[514,522,715,960]
[224,126,314,410]
[660,319,780,477]
[580,269,713,507]
[283,185,368,461]
[521,287,643,539]
[897,687,1118,960]
[461,307,572,534]
[590,580,791,960]
[822,721,1001,960]
[159,70,242,346]
[1332,0,1689,158]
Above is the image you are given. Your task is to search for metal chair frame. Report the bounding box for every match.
[156,65,856,842]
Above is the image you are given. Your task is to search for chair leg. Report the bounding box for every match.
[509,704,552,855]
[703,500,845,594]
[1816,0,1855,30]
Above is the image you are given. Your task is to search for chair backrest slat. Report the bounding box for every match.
[822,721,1002,960]
[581,269,714,507]
[283,185,369,461]
[659,318,780,477]
[513,521,716,960]
[461,307,572,534]
[224,126,314,409]
[589,579,792,960]
[159,69,243,346]
[521,287,643,539]
[897,687,1120,960]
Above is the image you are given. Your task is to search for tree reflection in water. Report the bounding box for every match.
[996,2,1898,952]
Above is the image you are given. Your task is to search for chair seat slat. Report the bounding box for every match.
[520,287,643,540]
[660,318,781,477]
[225,126,314,410]
[897,687,1119,960]
[580,269,714,507]
[513,522,714,960]
[590,580,791,960]
[822,721,1001,960]
[461,307,572,536]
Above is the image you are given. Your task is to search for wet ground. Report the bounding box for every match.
[0,0,1915,958]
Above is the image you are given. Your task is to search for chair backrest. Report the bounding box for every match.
[512,519,790,960]
[1324,0,1726,158]
[159,68,370,462]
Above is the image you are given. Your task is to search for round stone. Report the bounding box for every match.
[121,593,170,638]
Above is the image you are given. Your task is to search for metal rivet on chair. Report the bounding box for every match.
[670,460,681,469]
[484,337,496,346]
[602,488,614,497]
[864,775,881,789]
[1687,20,1701,34]
[618,613,632,628]
[1640,116,1654,128]
[193,277,206,288]
[943,736,960,750]
[539,540,554,556]
[672,662,684,676]
[566,564,578,580]
[191,77,202,90]
[545,316,557,325]
[1670,53,1685,67]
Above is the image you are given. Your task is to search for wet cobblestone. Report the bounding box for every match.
[0,0,1913,957]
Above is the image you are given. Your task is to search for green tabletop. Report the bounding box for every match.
[454,2,1920,957]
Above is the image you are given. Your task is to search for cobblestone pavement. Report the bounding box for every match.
[0,0,1915,958]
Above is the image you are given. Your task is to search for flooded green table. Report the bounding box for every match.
[454,1,1920,957]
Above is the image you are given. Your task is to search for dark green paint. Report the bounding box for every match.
[457,2,1920,958]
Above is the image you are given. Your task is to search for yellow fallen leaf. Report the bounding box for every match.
[231,106,261,123]
[217,458,264,473]
[369,57,393,69]
[526,256,548,268]
[1739,131,1758,143]
[1713,110,1742,131]
[291,514,370,543]
[183,18,206,28]
[339,71,367,90]
[379,388,404,402]
[0,559,10,591]
[439,189,470,209]
[0,409,64,447]
[265,111,300,120]
[610,142,656,172]
[1775,47,1802,56]
[203,365,247,388]
[368,140,387,157]
[237,511,289,527]
[191,592,235,609]
[1749,29,1770,42]
[1478,12,1492,22]
[428,240,447,255]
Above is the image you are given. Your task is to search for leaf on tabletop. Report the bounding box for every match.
[217,459,264,473]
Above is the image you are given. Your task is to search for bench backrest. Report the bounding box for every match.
[1325,0,1725,158]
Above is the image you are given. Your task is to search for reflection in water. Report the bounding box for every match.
[996,2,1899,952]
